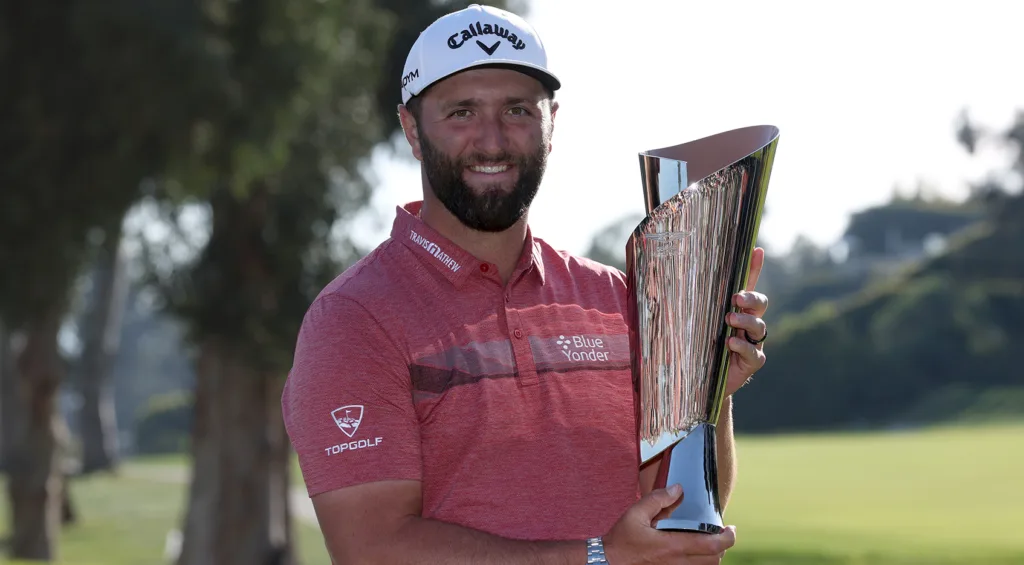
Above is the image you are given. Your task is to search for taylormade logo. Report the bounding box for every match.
[410,230,461,273]
[447,21,526,52]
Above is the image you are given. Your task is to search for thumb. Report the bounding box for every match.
[633,484,683,521]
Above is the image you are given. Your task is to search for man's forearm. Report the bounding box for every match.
[353,515,585,565]
[716,395,737,509]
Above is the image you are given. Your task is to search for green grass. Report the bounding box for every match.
[722,421,1024,564]
[0,463,333,565]
[2,422,1022,564]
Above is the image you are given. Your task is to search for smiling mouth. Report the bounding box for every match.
[469,164,511,174]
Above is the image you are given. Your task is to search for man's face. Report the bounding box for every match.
[402,68,557,232]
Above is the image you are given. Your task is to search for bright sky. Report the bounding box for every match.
[351,0,1023,257]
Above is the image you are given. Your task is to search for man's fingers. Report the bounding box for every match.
[728,337,766,367]
[745,247,764,291]
[633,484,683,521]
[727,313,766,341]
[733,291,768,315]
[670,525,737,556]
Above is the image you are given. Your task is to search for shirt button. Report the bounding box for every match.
[513,328,523,339]
[480,264,489,273]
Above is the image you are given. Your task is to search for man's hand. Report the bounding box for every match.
[604,484,736,565]
[724,247,769,396]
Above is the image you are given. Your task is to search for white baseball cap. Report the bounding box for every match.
[400,4,561,104]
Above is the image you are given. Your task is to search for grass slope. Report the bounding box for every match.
[1,422,1021,564]
[723,421,1024,564]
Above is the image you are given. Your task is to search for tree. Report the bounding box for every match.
[583,213,645,272]
[734,110,1024,434]
[75,224,130,474]
[0,1,217,558]
[126,2,519,564]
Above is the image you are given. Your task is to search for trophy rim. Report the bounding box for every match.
[638,125,780,194]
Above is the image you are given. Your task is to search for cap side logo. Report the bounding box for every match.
[447,21,526,52]
[331,405,364,438]
[402,69,419,88]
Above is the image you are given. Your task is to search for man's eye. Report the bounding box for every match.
[508,107,529,116]
[450,109,470,118]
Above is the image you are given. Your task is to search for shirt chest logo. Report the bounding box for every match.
[555,334,612,362]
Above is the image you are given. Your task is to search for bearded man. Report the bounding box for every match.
[282,5,770,564]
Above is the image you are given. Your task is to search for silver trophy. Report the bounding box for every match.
[625,125,780,533]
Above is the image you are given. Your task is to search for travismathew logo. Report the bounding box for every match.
[555,334,611,362]
[325,405,383,457]
[447,21,527,54]
[410,230,461,272]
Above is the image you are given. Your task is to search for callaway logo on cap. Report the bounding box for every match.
[400,4,561,104]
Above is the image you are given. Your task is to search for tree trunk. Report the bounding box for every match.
[79,226,128,474]
[176,339,295,565]
[6,308,64,561]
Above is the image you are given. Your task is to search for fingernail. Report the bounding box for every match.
[668,484,682,496]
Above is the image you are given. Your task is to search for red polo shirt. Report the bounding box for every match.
[282,201,640,541]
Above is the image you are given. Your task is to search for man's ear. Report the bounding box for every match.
[548,99,559,153]
[397,104,423,161]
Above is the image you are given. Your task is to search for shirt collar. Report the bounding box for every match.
[391,201,545,287]
[392,202,473,287]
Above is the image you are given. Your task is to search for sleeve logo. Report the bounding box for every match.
[325,405,383,457]
[331,405,364,438]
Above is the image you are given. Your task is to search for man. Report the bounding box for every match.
[282,4,769,564]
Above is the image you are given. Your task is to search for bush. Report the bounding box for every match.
[134,390,193,455]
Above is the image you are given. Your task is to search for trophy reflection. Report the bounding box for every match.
[625,125,780,533]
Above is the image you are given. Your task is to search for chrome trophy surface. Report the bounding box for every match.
[626,125,780,533]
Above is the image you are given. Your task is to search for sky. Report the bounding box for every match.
[350,0,1023,257]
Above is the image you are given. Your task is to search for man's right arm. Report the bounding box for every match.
[312,480,582,565]
[312,479,737,565]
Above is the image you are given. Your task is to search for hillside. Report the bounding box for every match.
[735,191,1024,433]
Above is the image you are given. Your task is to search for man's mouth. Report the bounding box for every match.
[469,164,511,174]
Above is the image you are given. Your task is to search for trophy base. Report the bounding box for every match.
[649,422,723,534]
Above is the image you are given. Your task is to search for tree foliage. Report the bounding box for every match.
[735,113,1024,433]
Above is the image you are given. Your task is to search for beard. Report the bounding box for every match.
[419,129,548,232]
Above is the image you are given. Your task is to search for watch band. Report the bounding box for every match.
[585,537,609,564]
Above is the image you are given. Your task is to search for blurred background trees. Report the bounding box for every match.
[584,111,1024,434]
[0,0,518,563]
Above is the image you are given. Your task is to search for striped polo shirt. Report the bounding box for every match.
[282,201,640,541]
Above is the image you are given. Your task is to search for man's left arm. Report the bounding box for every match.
[715,396,737,509]
[717,247,769,510]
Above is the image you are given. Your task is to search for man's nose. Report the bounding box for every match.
[472,114,508,157]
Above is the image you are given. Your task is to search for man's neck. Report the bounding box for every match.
[419,198,527,285]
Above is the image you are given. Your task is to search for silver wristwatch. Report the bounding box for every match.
[585,537,609,564]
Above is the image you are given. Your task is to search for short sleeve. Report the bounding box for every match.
[282,294,421,497]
